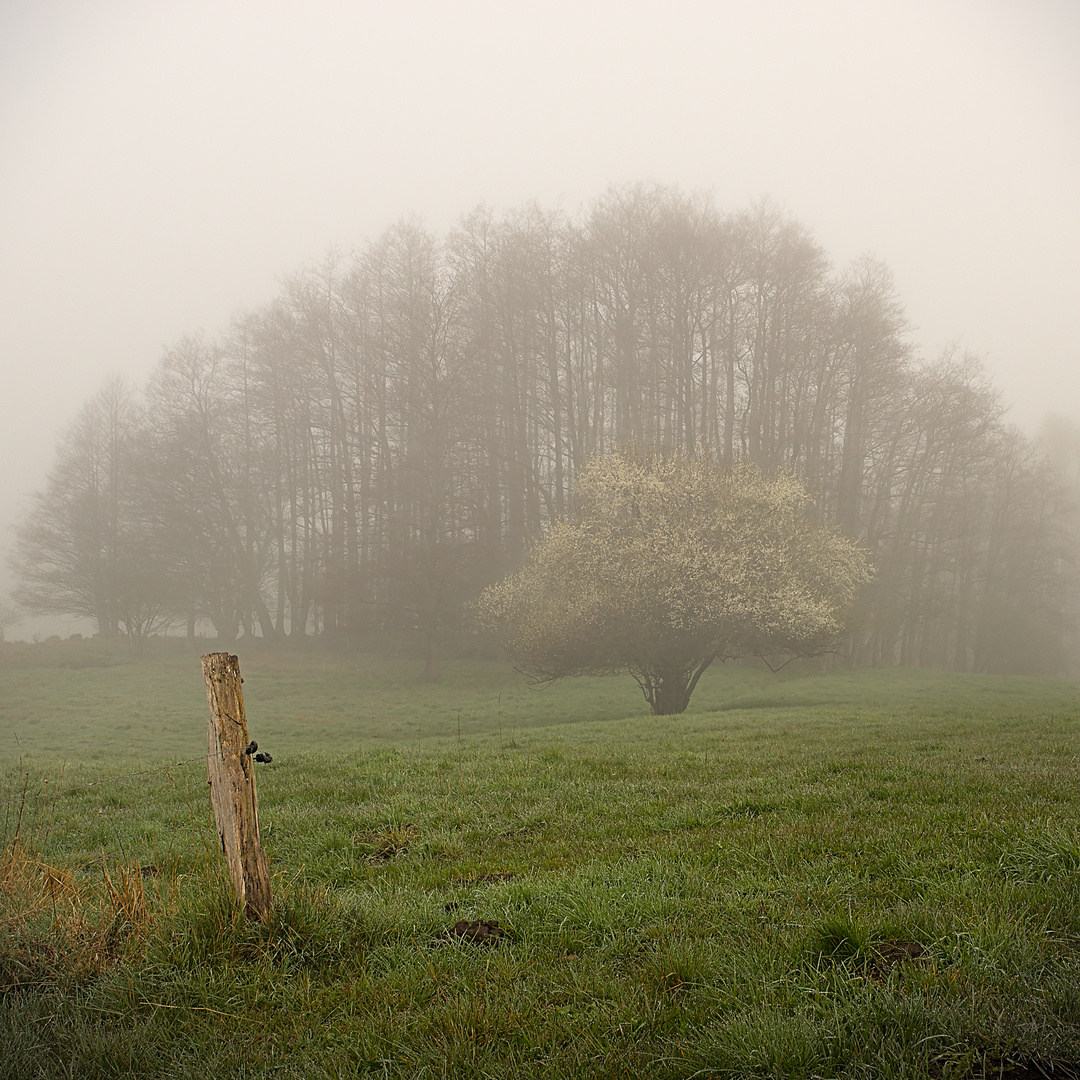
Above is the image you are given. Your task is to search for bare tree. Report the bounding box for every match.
[11,375,176,646]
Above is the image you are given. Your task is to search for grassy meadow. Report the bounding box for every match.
[2,638,1080,1078]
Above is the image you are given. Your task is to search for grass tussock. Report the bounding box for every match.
[1,830,152,993]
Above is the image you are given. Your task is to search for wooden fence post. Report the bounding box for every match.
[201,652,271,921]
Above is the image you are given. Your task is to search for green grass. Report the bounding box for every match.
[3,636,1076,766]
[1,639,1079,1077]
[1,636,655,765]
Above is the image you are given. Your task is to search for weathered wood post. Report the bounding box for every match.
[201,652,271,921]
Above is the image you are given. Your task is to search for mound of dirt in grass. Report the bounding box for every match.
[875,940,924,968]
[434,919,506,948]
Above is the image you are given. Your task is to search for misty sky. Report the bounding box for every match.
[2,0,1078,637]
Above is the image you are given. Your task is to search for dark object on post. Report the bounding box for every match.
[202,652,272,921]
[244,740,258,755]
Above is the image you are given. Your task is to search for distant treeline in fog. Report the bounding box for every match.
[11,186,1080,673]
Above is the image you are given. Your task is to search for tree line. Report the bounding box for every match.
[11,185,1078,675]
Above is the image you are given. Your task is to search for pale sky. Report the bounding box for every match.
[2,0,1078,637]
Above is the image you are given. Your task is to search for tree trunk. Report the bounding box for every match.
[635,656,715,715]
[651,674,692,715]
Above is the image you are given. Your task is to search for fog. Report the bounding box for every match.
[2,0,1078,641]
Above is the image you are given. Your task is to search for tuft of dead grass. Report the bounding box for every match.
[359,823,420,863]
[1,778,154,992]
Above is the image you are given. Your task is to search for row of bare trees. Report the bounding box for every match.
[12,186,1078,673]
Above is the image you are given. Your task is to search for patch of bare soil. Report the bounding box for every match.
[433,919,507,948]
[873,940,925,972]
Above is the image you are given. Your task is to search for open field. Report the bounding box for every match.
[2,640,1080,1077]
[3,637,1075,766]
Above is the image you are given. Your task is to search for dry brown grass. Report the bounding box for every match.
[1,782,153,991]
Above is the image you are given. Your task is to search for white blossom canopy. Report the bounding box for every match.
[477,449,872,713]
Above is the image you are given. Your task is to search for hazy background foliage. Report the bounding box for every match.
[10,188,1080,676]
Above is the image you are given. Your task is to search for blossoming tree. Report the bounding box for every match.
[477,449,872,714]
